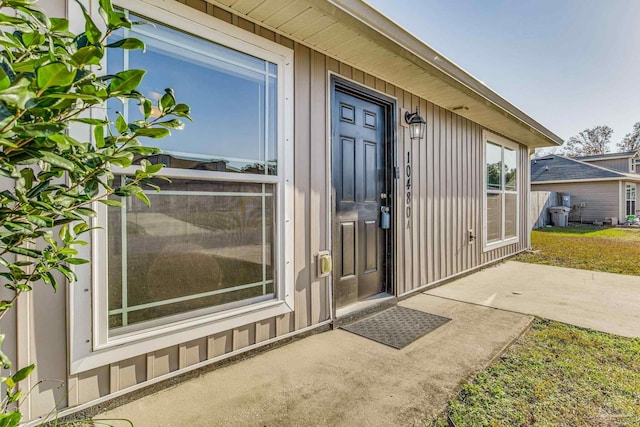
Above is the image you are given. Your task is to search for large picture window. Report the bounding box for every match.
[101,12,290,337]
[103,13,284,336]
[483,131,519,249]
[68,1,293,372]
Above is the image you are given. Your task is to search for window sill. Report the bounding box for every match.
[70,298,292,375]
[483,237,519,252]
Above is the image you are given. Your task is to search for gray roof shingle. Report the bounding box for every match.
[574,151,638,161]
[531,155,627,182]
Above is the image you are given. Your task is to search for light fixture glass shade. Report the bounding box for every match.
[405,109,426,141]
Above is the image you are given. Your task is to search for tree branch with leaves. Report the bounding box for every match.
[0,0,190,424]
[617,122,640,153]
[563,125,613,157]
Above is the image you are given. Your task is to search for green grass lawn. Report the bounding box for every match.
[514,225,640,276]
[432,319,640,427]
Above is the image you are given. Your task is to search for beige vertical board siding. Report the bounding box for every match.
[77,367,109,404]
[583,158,631,173]
[411,94,420,288]
[432,105,441,282]
[419,97,428,286]
[294,42,311,330]
[29,281,68,416]
[425,102,435,284]
[531,181,621,223]
[255,318,276,343]
[117,355,147,391]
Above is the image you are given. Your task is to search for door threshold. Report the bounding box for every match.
[333,293,396,328]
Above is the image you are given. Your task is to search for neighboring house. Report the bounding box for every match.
[531,155,640,223]
[10,0,560,423]
[575,151,640,174]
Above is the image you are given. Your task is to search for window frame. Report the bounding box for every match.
[626,183,636,216]
[69,0,295,374]
[482,130,520,251]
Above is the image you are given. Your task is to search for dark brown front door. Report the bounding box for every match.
[332,88,388,308]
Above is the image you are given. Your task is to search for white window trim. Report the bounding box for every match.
[69,0,294,374]
[626,183,637,217]
[482,130,520,252]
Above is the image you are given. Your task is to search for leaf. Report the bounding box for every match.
[135,127,169,139]
[33,150,74,171]
[94,124,105,148]
[144,163,163,174]
[19,168,34,190]
[0,411,21,427]
[160,88,175,111]
[65,258,90,265]
[26,215,53,227]
[50,17,69,32]
[55,264,77,282]
[11,364,34,382]
[0,67,10,91]
[17,122,65,136]
[135,191,150,207]
[172,103,190,114]
[98,199,123,207]
[99,0,130,30]
[20,31,44,48]
[106,38,145,50]
[36,62,76,90]
[6,246,41,258]
[71,117,109,125]
[58,247,78,256]
[78,1,102,44]
[0,78,35,109]
[156,119,184,130]
[141,98,152,119]
[115,112,127,133]
[72,45,103,66]
[75,207,96,217]
[108,69,145,94]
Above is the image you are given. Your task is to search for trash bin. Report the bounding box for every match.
[548,206,570,227]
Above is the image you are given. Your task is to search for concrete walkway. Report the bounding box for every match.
[99,295,532,427]
[426,261,640,337]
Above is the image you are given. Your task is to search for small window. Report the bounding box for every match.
[483,131,519,249]
[627,183,636,217]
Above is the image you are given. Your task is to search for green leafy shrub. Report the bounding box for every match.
[0,0,190,424]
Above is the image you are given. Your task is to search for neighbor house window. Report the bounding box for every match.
[627,184,636,216]
[483,131,519,248]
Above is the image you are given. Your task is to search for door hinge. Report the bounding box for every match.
[393,166,400,179]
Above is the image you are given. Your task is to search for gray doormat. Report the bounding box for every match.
[341,306,451,349]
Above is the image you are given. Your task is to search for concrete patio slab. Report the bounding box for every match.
[426,261,640,337]
[98,294,532,427]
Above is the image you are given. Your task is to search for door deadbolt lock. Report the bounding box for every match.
[380,192,388,200]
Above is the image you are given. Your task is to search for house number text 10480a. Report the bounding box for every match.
[406,151,411,229]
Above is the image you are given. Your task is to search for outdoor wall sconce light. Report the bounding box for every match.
[405,107,426,141]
